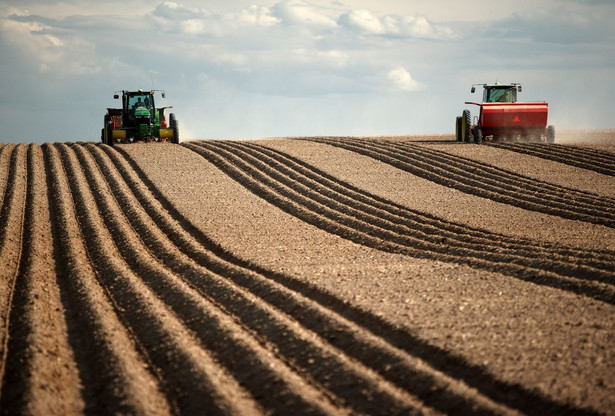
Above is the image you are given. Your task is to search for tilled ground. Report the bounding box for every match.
[0,133,614,415]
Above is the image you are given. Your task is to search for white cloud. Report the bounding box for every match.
[272,0,337,28]
[388,67,424,92]
[339,9,385,34]
[236,5,280,26]
[339,9,457,40]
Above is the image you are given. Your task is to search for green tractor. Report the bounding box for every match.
[102,89,179,145]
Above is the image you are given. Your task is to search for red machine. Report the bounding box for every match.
[456,83,554,144]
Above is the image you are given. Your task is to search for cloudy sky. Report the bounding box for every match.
[1,0,614,143]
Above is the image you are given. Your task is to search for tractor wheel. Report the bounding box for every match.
[474,127,483,144]
[170,113,179,144]
[462,110,472,143]
[102,115,110,145]
[106,121,114,147]
[547,125,555,143]
[455,117,462,142]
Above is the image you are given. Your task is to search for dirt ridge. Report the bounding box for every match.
[0,138,612,415]
[0,144,28,395]
[95,142,511,415]
[183,140,615,305]
[489,142,615,176]
[301,138,615,227]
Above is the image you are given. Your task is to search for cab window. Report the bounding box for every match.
[484,88,517,103]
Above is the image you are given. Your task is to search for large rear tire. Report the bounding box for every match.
[462,110,472,143]
[474,127,483,144]
[547,125,555,143]
[170,113,179,144]
[455,116,462,142]
[102,114,110,145]
[106,121,114,147]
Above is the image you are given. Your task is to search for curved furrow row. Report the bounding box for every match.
[0,145,83,414]
[114,142,603,416]
[60,143,306,415]
[88,142,501,415]
[0,144,28,393]
[82,141,460,415]
[185,140,615,305]
[0,143,15,208]
[303,137,615,227]
[489,142,615,176]
[39,143,172,415]
[234,140,615,268]
[393,141,615,208]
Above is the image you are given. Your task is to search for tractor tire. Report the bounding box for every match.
[106,121,114,147]
[547,125,555,143]
[474,127,483,144]
[462,110,472,143]
[102,114,110,145]
[455,117,462,142]
[170,113,179,144]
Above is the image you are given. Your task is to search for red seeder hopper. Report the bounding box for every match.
[456,83,555,144]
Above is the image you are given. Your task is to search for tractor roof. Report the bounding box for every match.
[484,83,519,88]
[125,90,154,95]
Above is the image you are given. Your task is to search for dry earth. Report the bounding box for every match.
[0,131,614,415]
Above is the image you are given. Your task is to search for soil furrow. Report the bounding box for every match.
[105,144,530,416]
[367,139,615,214]
[185,141,615,305]
[84,143,371,415]
[60,143,277,415]
[42,143,172,415]
[78,144,440,416]
[0,145,83,415]
[127,142,604,416]
[0,144,28,395]
[397,141,615,207]
[304,137,615,227]
[228,140,615,271]
[0,144,14,209]
[489,143,615,175]
[240,140,615,264]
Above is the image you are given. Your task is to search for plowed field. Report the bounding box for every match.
[1,134,614,415]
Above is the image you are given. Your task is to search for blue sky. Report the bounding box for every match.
[1,0,614,143]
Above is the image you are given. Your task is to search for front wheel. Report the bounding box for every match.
[547,125,555,143]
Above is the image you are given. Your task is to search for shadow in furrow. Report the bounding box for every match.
[59,144,288,415]
[303,137,615,227]
[392,141,614,209]
[488,142,615,176]
[113,144,601,416]
[184,141,615,305]
[41,144,145,415]
[238,141,615,264]
[85,146,430,415]
[225,140,615,272]
[0,145,32,412]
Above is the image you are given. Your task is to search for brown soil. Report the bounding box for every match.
[0,133,614,415]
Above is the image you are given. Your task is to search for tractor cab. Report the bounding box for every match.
[471,83,521,103]
[125,91,154,110]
